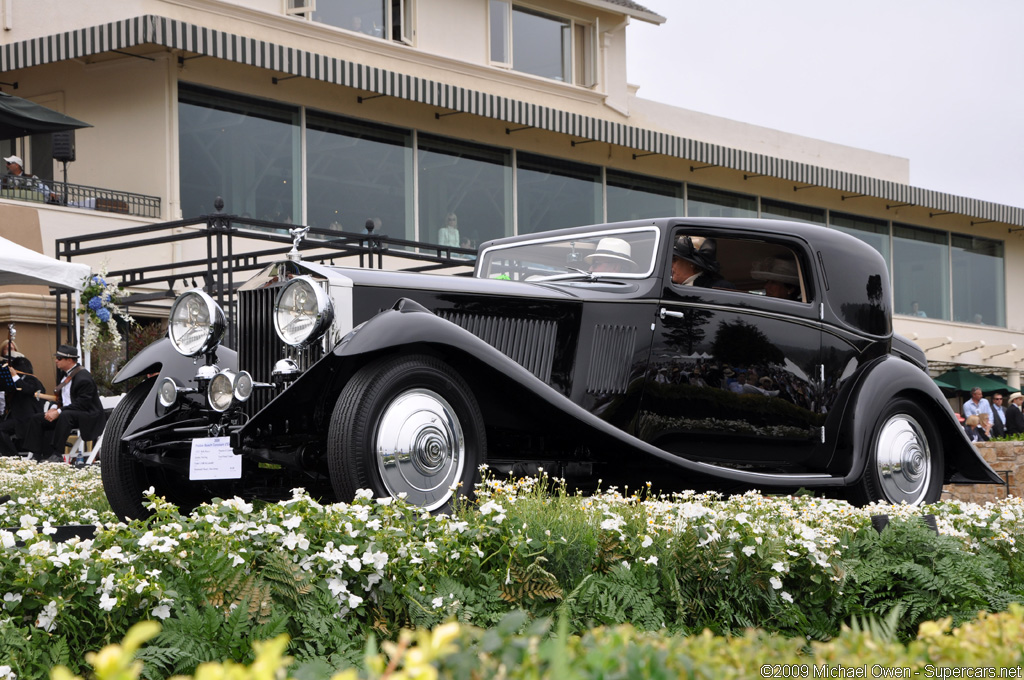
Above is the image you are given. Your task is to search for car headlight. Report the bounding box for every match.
[168,290,226,357]
[157,377,182,408]
[274,276,334,348]
[234,371,254,402]
[208,369,236,412]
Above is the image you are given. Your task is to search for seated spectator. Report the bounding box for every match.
[3,155,56,201]
[963,414,988,443]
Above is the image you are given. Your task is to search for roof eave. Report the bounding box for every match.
[569,0,666,25]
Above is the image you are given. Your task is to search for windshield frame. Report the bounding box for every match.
[475,226,661,282]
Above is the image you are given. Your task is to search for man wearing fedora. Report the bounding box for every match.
[21,345,104,463]
[1005,392,1024,436]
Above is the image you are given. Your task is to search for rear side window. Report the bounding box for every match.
[670,232,812,303]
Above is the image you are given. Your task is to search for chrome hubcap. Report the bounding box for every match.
[375,388,464,511]
[875,414,931,504]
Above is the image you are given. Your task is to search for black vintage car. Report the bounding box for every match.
[101,217,1001,519]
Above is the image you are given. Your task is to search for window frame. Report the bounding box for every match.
[286,0,414,45]
[489,1,598,87]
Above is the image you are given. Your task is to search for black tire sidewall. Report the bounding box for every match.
[100,379,154,521]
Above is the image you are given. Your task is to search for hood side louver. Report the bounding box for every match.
[439,311,556,384]
[586,325,637,395]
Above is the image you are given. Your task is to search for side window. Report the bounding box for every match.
[670,232,811,303]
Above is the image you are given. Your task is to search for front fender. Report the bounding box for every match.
[840,355,1001,485]
[113,337,237,437]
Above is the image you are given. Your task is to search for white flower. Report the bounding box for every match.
[645,555,658,566]
[222,498,253,514]
[36,600,57,631]
[152,604,172,620]
[281,532,309,551]
[0,532,13,549]
[781,591,794,603]
[772,561,786,573]
[432,596,444,609]
[734,512,749,524]
[281,515,302,529]
[641,535,654,548]
[347,557,362,572]
[0,664,13,680]
[770,576,783,590]
[742,545,756,557]
[99,592,117,611]
[376,497,393,506]
[355,489,374,500]
[3,593,21,607]
[347,593,364,609]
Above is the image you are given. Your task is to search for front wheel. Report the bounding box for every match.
[327,355,486,512]
[850,397,944,506]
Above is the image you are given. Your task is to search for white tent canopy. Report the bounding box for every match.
[0,235,90,290]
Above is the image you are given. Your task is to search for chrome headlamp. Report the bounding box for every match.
[273,276,334,348]
[157,376,183,408]
[207,369,255,412]
[168,290,226,357]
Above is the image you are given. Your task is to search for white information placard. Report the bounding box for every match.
[188,437,242,480]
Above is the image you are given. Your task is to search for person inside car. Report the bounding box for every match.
[586,237,637,274]
[671,235,731,288]
[751,255,802,301]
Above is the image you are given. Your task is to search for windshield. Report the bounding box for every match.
[476,227,660,282]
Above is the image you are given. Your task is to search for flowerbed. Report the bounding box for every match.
[0,458,1023,678]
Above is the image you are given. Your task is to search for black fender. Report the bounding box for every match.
[836,354,1001,485]
[112,337,237,437]
[237,298,858,489]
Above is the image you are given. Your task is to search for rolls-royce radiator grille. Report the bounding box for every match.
[438,312,556,384]
[237,286,324,413]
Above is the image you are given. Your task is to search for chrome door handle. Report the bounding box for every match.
[660,307,685,320]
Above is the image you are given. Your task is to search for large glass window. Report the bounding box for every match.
[516,153,600,234]
[306,112,412,239]
[830,212,890,268]
[892,223,949,321]
[490,3,592,85]
[952,233,1004,326]
[761,198,826,225]
[606,171,683,222]
[288,0,412,42]
[418,135,512,248]
[178,85,299,222]
[687,185,757,218]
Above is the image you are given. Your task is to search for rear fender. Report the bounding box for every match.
[113,337,237,437]
[839,355,1001,485]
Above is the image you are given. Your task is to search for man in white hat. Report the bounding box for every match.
[585,237,636,274]
[1005,392,1024,436]
[3,154,53,200]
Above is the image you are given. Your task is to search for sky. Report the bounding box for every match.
[625,1,1024,210]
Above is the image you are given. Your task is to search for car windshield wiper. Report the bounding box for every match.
[530,266,596,282]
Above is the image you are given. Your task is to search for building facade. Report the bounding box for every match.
[0,0,1021,388]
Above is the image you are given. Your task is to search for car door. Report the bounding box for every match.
[637,230,826,467]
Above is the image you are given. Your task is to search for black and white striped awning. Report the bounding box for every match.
[3,14,1022,227]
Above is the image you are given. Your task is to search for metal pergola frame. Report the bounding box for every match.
[54,201,476,351]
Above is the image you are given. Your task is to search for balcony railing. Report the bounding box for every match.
[0,177,161,218]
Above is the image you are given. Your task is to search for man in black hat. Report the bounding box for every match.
[21,344,104,463]
[0,356,45,456]
[671,235,732,288]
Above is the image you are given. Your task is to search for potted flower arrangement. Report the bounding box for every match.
[79,266,133,356]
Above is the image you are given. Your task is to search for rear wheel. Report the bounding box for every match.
[850,398,943,506]
[328,355,485,512]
